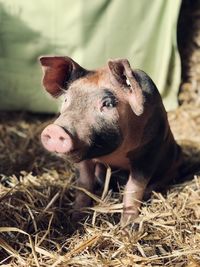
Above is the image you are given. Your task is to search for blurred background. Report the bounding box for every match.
[0,0,199,113]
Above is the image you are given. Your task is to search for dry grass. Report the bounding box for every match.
[0,104,200,267]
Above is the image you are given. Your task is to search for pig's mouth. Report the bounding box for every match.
[56,123,123,163]
[58,137,122,163]
[66,149,84,163]
[58,147,88,163]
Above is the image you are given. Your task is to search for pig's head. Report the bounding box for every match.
[39,56,146,162]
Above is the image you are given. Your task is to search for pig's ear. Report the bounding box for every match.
[108,59,144,116]
[39,56,87,97]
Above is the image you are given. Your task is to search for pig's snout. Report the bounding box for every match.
[41,124,73,153]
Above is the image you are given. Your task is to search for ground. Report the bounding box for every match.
[0,103,199,267]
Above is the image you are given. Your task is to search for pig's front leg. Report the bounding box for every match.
[72,160,96,221]
[121,171,149,226]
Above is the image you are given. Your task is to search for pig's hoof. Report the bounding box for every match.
[120,208,139,227]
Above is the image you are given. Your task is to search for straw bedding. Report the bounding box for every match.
[0,102,199,266]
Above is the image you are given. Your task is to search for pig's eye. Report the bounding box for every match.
[102,98,117,109]
[101,90,118,111]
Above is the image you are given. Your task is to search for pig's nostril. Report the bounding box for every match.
[42,134,51,141]
[59,136,66,141]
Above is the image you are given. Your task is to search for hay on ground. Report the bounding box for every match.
[0,104,200,266]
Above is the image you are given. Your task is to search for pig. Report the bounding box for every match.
[39,56,182,225]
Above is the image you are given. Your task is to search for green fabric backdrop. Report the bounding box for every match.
[0,0,181,113]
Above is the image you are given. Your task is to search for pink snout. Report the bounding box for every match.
[41,124,73,154]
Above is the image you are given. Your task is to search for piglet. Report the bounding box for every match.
[39,56,182,225]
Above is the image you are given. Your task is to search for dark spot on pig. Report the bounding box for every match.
[63,69,92,89]
[83,118,123,159]
[102,89,116,100]
[133,69,162,106]
[127,110,168,178]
